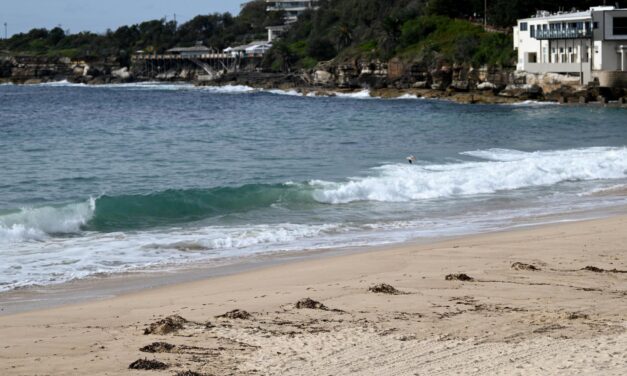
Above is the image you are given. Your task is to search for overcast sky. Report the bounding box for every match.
[1,0,242,37]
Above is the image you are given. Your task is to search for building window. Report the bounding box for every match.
[593,22,599,30]
[530,25,535,37]
[520,22,528,31]
[527,52,537,63]
[613,17,627,35]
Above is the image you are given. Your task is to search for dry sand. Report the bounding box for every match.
[1,216,626,375]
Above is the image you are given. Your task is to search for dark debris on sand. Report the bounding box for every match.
[565,312,590,320]
[140,342,176,353]
[583,266,605,273]
[128,358,169,370]
[216,309,252,320]
[295,298,329,310]
[511,262,540,271]
[175,371,206,376]
[445,273,475,282]
[582,266,627,273]
[368,283,406,295]
[143,315,188,335]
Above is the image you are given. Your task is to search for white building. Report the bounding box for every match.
[265,0,319,42]
[224,40,272,58]
[513,6,627,86]
[266,0,319,23]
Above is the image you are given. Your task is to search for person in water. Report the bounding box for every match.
[406,155,417,164]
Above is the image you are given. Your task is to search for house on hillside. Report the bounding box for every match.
[224,41,272,58]
[513,6,627,87]
[265,0,319,42]
[266,0,319,23]
[167,42,215,57]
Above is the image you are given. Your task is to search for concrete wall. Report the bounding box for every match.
[524,63,591,84]
[593,70,627,87]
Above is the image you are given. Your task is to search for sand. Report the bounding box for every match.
[0,216,626,375]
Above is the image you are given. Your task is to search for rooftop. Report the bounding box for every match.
[166,44,214,54]
[519,6,619,22]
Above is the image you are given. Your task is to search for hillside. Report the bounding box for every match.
[1,0,625,71]
[262,0,626,70]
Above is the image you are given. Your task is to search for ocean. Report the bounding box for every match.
[1,81,627,292]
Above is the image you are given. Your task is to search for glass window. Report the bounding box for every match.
[530,25,535,37]
[613,17,627,35]
[593,22,599,29]
[520,22,528,31]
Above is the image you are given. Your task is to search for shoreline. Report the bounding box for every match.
[5,77,627,107]
[0,213,625,374]
[2,202,625,317]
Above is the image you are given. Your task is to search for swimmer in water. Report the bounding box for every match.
[406,155,417,164]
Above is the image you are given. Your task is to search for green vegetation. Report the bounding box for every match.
[396,16,513,67]
[262,0,625,70]
[1,0,624,71]
[0,0,282,64]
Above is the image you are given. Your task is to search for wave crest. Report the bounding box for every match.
[0,198,95,243]
[313,147,627,204]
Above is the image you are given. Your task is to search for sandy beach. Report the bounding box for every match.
[1,215,626,375]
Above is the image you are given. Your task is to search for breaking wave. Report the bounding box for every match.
[313,147,627,204]
[2,147,626,244]
[0,198,95,243]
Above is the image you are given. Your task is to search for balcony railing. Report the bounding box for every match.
[535,29,592,39]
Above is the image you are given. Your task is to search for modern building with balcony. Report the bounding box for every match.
[513,6,627,86]
[266,0,319,23]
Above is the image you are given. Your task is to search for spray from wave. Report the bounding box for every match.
[0,198,95,243]
[312,147,627,204]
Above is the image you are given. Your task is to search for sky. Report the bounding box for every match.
[1,0,243,37]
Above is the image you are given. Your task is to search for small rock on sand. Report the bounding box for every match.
[445,273,474,282]
[175,371,205,376]
[368,283,405,295]
[143,315,188,335]
[140,342,176,353]
[565,312,589,320]
[128,358,169,370]
[295,298,328,310]
[511,262,540,271]
[216,309,252,320]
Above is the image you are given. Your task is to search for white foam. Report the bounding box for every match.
[200,84,256,93]
[394,94,420,100]
[333,90,373,99]
[0,198,95,243]
[30,80,256,93]
[35,79,85,87]
[313,147,627,204]
[266,88,304,96]
[508,100,560,106]
[0,221,355,291]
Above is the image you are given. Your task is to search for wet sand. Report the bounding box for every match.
[1,215,626,375]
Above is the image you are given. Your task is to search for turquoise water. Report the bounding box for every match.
[1,82,627,290]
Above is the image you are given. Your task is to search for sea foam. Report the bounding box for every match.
[312,147,627,204]
[0,198,95,243]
